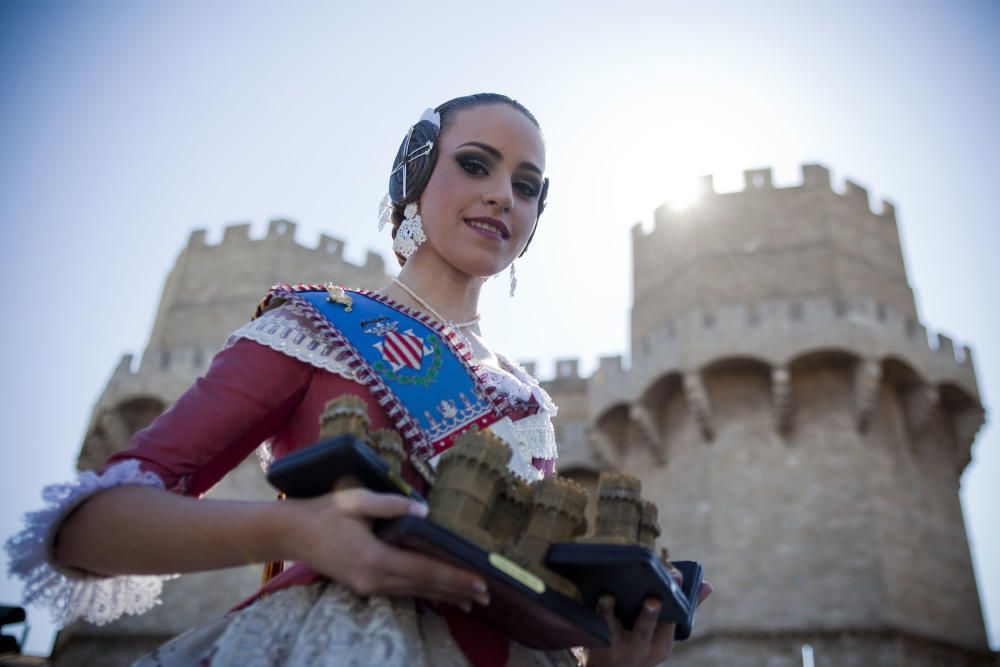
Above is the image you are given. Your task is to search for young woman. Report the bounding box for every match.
[8,93,709,666]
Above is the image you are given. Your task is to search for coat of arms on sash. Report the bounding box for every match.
[364,316,443,385]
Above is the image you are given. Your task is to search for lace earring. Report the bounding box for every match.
[509,262,517,297]
[393,202,427,259]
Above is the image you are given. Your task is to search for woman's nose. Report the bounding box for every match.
[484,180,513,211]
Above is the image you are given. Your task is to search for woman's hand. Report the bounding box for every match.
[280,488,490,611]
[586,581,713,667]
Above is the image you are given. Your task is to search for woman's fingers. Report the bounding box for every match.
[588,596,683,667]
[376,573,476,610]
[374,540,489,604]
[648,620,677,663]
[334,487,427,519]
[632,599,660,646]
[697,580,714,605]
[597,595,624,646]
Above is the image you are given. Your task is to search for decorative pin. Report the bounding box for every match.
[326,283,353,312]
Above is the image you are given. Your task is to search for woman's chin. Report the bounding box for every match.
[449,258,511,281]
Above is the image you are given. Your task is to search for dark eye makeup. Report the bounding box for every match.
[456,154,489,176]
[454,152,541,199]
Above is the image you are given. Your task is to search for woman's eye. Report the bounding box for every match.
[515,182,539,198]
[458,157,488,175]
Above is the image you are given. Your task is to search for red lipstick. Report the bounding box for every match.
[465,217,510,240]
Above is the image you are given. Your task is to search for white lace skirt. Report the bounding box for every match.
[134,581,577,667]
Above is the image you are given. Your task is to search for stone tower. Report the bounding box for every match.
[53,220,388,666]
[574,165,991,665]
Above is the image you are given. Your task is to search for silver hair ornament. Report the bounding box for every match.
[389,108,441,201]
[418,107,441,128]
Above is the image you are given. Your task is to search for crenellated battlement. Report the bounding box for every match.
[92,220,393,436]
[183,219,387,273]
[631,162,912,346]
[529,295,974,396]
[635,164,897,242]
[587,295,978,423]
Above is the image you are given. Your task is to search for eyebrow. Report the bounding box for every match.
[456,141,543,177]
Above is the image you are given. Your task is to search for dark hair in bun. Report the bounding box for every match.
[388,93,549,266]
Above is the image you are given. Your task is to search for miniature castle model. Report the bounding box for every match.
[430,429,592,599]
[61,164,993,666]
[313,398,657,602]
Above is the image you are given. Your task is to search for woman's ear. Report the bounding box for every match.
[519,178,549,258]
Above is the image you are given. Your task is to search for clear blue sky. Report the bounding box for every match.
[2,0,997,656]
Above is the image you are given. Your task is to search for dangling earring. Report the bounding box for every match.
[377,194,391,232]
[393,202,426,259]
[509,262,517,297]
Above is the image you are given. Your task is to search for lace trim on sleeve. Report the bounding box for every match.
[4,459,178,626]
[510,412,559,461]
[496,355,558,417]
[479,357,559,467]
[228,302,360,382]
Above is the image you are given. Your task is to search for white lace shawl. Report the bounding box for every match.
[7,302,560,628]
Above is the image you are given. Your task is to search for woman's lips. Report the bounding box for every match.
[465,217,509,241]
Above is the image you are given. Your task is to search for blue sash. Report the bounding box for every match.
[262,285,506,462]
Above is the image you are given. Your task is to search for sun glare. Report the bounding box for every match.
[596,77,782,217]
[662,178,703,210]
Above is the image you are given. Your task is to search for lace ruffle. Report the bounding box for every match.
[500,437,545,482]
[482,366,533,404]
[4,459,176,626]
[496,355,559,416]
[485,414,557,483]
[482,358,559,474]
[229,303,360,383]
[510,412,559,461]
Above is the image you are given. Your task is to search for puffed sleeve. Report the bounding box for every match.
[104,337,315,496]
[5,337,314,626]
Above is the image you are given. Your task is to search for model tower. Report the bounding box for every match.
[585,165,990,666]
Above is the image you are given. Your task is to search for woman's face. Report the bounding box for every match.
[414,104,546,279]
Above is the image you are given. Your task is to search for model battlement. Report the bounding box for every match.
[419,423,675,599]
[185,219,386,273]
[531,475,589,516]
[319,394,371,442]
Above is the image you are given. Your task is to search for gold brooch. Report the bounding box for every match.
[326,283,353,312]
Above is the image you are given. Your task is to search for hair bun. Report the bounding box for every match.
[388,119,440,205]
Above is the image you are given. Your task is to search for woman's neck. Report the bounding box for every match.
[383,256,484,327]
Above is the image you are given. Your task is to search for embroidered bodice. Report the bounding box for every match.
[232,299,558,481]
